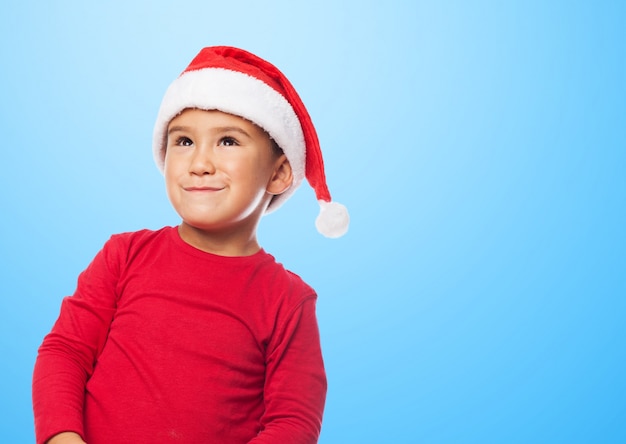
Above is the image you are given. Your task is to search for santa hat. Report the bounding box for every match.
[153,46,349,238]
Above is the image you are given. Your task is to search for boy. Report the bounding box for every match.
[32,46,349,444]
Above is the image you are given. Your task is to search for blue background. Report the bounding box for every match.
[1,1,624,442]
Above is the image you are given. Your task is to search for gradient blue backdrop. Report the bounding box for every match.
[1,1,624,442]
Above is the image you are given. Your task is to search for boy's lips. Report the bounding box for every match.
[183,186,225,192]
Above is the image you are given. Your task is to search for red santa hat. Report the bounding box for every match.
[153,46,349,238]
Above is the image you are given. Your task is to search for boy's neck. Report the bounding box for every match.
[177,223,262,257]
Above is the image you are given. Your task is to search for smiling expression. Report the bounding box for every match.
[164,108,292,249]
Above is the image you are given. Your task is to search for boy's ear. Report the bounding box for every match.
[267,154,293,196]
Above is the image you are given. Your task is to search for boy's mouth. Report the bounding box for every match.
[183,186,225,192]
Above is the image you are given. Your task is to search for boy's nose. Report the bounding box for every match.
[189,148,216,175]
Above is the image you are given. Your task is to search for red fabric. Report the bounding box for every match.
[32,227,326,444]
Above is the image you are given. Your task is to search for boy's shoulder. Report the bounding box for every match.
[263,255,316,298]
[97,226,174,265]
[102,226,171,253]
[108,226,171,245]
[261,253,317,305]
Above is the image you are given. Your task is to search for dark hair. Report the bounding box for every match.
[270,138,284,157]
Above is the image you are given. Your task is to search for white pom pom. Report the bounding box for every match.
[315,200,349,238]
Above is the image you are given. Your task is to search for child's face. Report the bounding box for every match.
[164,108,291,237]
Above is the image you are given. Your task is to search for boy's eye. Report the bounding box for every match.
[219,137,239,147]
[176,136,193,146]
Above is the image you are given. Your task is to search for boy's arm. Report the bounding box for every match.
[32,238,121,444]
[249,297,327,444]
[46,432,87,444]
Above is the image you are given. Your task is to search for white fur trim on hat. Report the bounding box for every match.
[152,68,306,213]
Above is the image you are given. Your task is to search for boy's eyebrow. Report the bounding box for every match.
[167,125,191,135]
[167,125,252,138]
[214,126,252,138]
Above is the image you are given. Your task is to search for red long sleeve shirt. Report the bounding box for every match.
[32,227,326,443]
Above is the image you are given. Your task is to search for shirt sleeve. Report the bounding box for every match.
[249,297,327,444]
[32,236,122,444]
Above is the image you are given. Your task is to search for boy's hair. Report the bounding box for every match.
[270,138,284,157]
[152,46,349,238]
